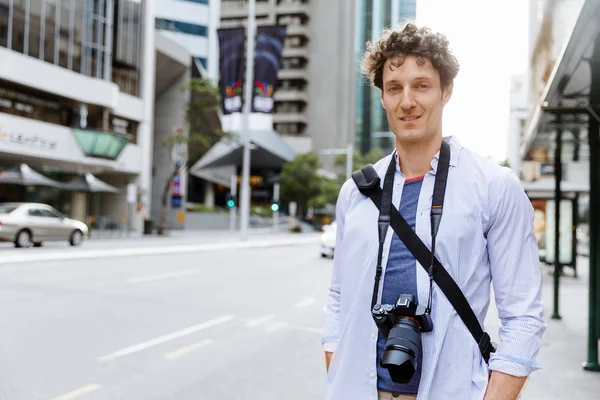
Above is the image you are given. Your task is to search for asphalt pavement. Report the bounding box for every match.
[0,234,328,400]
[0,233,598,400]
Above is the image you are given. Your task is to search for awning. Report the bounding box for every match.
[0,163,63,188]
[521,0,600,158]
[190,130,296,172]
[522,178,589,198]
[61,173,121,193]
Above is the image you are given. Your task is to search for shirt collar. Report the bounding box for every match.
[393,135,461,175]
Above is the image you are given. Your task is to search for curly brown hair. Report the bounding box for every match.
[361,23,460,90]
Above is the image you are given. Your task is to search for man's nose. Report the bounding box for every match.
[400,89,416,109]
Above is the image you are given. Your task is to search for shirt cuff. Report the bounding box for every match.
[322,335,339,352]
[489,353,542,377]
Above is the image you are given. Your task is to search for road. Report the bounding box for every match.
[0,237,330,400]
[1,235,599,400]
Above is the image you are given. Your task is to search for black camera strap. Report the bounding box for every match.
[352,141,495,363]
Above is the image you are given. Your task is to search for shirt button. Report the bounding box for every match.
[372,332,377,339]
[370,371,375,378]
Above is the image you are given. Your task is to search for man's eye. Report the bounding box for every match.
[389,87,399,92]
[418,84,429,89]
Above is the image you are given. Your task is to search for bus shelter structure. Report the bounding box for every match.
[521,0,600,371]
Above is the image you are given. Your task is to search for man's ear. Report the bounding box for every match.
[442,83,454,105]
[380,93,386,110]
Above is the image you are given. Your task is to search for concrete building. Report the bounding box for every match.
[522,0,586,182]
[155,0,221,82]
[0,0,155,234]
[507,74,529,177]
[354,0,417,155]
[219,0,356,158]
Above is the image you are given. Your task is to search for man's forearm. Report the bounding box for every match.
[484,371,527,400]
[325,351,333,371]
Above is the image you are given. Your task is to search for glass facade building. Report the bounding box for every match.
[355,0,416,154]
[0,0,144,96]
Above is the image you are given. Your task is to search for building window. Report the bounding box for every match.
[194,56,207,69]
[113,0,143,96]
[155,18,207,37]
[183,0,209,4]
[0,0,117,81]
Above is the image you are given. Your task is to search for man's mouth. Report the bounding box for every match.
[400,115,421,122]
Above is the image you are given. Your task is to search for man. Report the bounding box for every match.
[322,23,546,400]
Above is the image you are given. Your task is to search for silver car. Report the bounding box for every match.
[0,203,88,248]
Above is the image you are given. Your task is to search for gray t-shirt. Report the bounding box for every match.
[376,176,423,395]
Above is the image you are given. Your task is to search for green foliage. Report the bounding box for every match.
[185,78,228,165]
[279,152,327,214]
[334,147,384,183]
[309,177,341,209]
[336,147,384,170]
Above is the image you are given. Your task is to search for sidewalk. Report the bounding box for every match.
[485,256,600,399]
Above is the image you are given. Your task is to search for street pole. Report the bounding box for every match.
[584,32,600,372]
[552,126,562,320]
[230,174,237,232]
[239,0,256,241]
[273,182,279,232]
[346,142,354,180]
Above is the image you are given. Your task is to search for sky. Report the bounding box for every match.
[415,0,531,161]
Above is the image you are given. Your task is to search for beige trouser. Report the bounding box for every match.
[377,392,417,400]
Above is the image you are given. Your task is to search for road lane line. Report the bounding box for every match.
[246,314,276,327]
[97,315,233,362]
[284,323,323,335]
[294,297,316,308]
[164,338,214,360]
[264,322,286,332]
[0,236,320,265]
[127,270,199,283]
[49,384,101,400]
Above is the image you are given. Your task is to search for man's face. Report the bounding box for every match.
[380,55,453,144]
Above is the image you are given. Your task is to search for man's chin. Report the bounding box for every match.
[394,130,428,144]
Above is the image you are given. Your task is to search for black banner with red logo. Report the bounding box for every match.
[251,26,287,114]
[217,27,246,114]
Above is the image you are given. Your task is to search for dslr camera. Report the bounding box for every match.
[372,294,433,384]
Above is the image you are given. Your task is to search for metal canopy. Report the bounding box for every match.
[190,130,296,172]
[521,0,600,159]
[0,163,63,188]
[61,173,120,193]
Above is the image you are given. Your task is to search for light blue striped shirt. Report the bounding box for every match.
[322,136,546,400]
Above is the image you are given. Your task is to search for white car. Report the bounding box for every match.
[320,221,336,258]
[0,203,89,248]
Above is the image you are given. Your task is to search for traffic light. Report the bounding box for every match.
[226,192,236,209]
[270,200,280,212]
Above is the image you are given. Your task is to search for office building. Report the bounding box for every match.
[155,0,221,81]
[354,0,417,154]
[0,0,155,233]
[219,0,356,158]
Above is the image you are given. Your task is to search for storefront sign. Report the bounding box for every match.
[0,125,58,150]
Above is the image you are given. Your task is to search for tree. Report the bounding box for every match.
[157,78,225,235]
[334,147,384,184]
[279,152,325,220]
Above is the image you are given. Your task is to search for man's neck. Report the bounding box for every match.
[396,135,443,179]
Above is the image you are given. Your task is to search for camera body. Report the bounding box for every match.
[372,294,433,384]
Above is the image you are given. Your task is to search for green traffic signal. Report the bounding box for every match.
[270,202,279,212]
[227,199,235,208]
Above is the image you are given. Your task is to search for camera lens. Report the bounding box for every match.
[380,317,422,384]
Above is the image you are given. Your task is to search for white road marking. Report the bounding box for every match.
[264,322,286,332]
[284,323,323,335]
[246,314,276,327]
[127,270,199,283]
[164,338,214,360]
[294,297,316,308]
[0,236,320,265]
[49,384,101,400]
[97,315,233,362]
